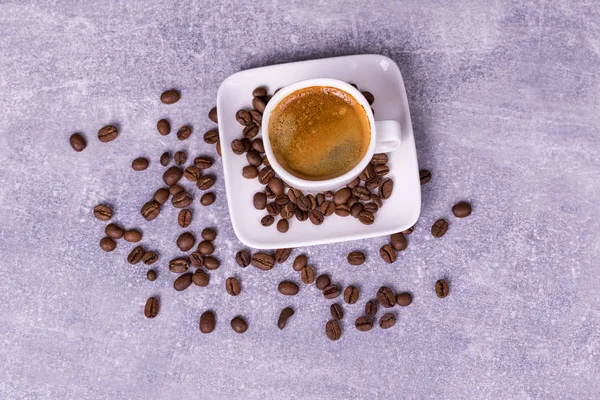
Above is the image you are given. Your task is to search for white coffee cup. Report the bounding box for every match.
[261,78,402,192]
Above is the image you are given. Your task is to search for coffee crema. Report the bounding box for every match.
[268,86,370,181]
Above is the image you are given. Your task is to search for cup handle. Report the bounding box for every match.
[374,120,402,153]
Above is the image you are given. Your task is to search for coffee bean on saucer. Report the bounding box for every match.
[361,91,375,105]
[231,316,248,334]
[226,277,241,296]
[200,192,215,206]
[274,248,292,263]
[160,89,180,104]
[253,193,267,210]
[123,229,142,242]
[347,177,360,189]
[293,255,307,271]
[203,256,220,270]
[236,250,251,267]
[390,233,407,251]
[266,202,281,216]
[365,300,378,316]
[431,219,448,238]
[199,310,215,333]
[246,150,262,167]
[316,274,331,290]
[127,245,144,264]
[99,237,116,252]
[371,153,388,165]
[452,201,472,218]
[402,225,415,235]
[169,257,190,273]
[250,138,264,153]
[98,125,118,142]
[153,188,169,205]
[370,194,382,208]
[157,119,171,135]
[231,139,245,155]
[200,228,215,241]
[261,215,274,227]
[250,110,262,126]
[252,87,267,97]
[352,186,370,201]
[194,156,213,169]
[320,200,336,216]
[105,223,124,239]
[326,319,341,341]
[333,188,351,205]
[330,304,344,320]
[197,240,214,255]
[93,204,113,221]
[335,204,350,217]
[435,279,449,298]
[163,166,183,185]
[380,244,396,263]
[396,292,413,307]
[350,203,364,218]
[277,307,294,330]
[309,210,324,225]
[277,219,289,233]
[344,286,359,304]
[146,269,157,281]
[183,166,202,182]
[241,138,251,152]
[275,195,289,207]
[357,210,375,225]
[265,186,276,199]
[315,193,325,206]
[208,107,218,123]
[169,184,184,196]
[251,252,274,270]
[323,190,334,198]
[160,152,170,166]
[355,316,374,331]
[359,164,375,181]
[193,269,210,286]
[190,252,204,267]
[172,192,193,208]
[174,273,193,291]
[379,313,396,329]
[252,96,266,113]
[174,151,186,165]
[377,287,396,308]
[196,175,215,191]
[242,165,258,179]
[177,232,196,252]
[300,266,315,284]
[236,109,252,126]
[142,251,158,265]
[178,209,192,228]
[347,251,365,265]
[267,177,284,196]
[323,284,341,299]
[295,208,308,221]
[69,133,86,152]
[295,194,311,212]
[262,155,270,166]
[177,125,192,141]
[141,200,160,221]
[257,166,274,185]
[347,197,359,209]
[419,169,432,185]
[379,178,394,199]
[144,297,159,318]
[278,281,299,296]
[203,129,218,144]
[374,164,390,176]
[306,194,317,210]
[366,177,381,190]
[243,123,259,139]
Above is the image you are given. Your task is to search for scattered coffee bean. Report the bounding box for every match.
[278,281,299,296]
[316,193,325,206]
[396,292,413,307]
[231,316,248,334]
[365,300,378,316]
[203,256,220,270]
[153,188,169,205]
[169,257,189,273]
[262,156,270,166]
[361,91,375,104]
[174,151,186,165]
[208,107,218,123]
[200,192,215,206]
[105,223,124,239]
[265,186,276,199]
[242,165,259,179]
[360,164,375,181]
[350,203,364,218]
[267,177,284,196]
[127,245,145,264]
[231,139,245,155]
[326,319,341,340]
[431,219,449,238]
[99,237,116,252]
[379,178,394,199]
[235,250,251,267]
[253,193,267,210]
[257,166,274,184]
[243,123,259,139]
[176,232,195,252]
[347,251,366,265]
[174,273,193,291]
[194,156,213,169]
[402,225,415,235]
[435,279,449,298]
[141,200,161,221]
[371,153,388,165]
[144,297,159,318]
[226,277,241,296]
[277,307,294,330]
[169,184,184,196]
[293,255,307,271]
[252,96,266,113]
[452,201,472,218]
[377,287,396,308]
[236,109,252,126]
[344,286,359,304]
[347,197,359,208]
[294,208,308,221]
[252,87,267,97]
[250,139,265,154]
[358,210,375,225]
[203,129,219,144]
[300,266,315,284]
[323,284,341,299]
[251,252,274,270]
[320,200,336,216]
[380,244,396,263]
[177,125,192,141]
[355,316,374,331]
[371,194,383,208]
[190,251,204,267]
[178,209,192,228]
[163,166,183,186]
[316,274,331,290]
[246,150,262,167]
[123,229,142,242]
[277,219,289,233]
[215,141,221,156]
[193,269,210,287]
[307,194,317,210]
[197,240,214,255]
[330,303,344,320]
[374,164,389,176]
[183,166,201,182]
[248,110,262,126]
[142,251,158,265]
[266,202,280,216]
[98,125,118,143]
[160,152,170,166]
[93,204,113,221]
[146,269,157,281]
[274,248,292,263]
[196,175,215,191]
[390,232,407,251]
[333,188,351,205]
[366,177,381,190]
[157,119,171,136]
[335,204,351,217]
[347,177,360,189]
[309,209,324,225]
[199,310,216,333]
[419,169,432,185]
[379,313,396,329]
[296,194,311,212]
[69,133,86,152]
[172,191,193,208]
[261,215,274,227]
[160,89,180,104]
[276,194,290,206]
[352,186,370,201]
[132,157,149,171]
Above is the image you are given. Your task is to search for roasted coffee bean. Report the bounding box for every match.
[358,210,375,225]
[141,200,161,221]
[199,310,215,333]
[390,232,407,251]
[275,248,292,263]
[169,184,184,196]
[172,191,193,208]
[243,123,259,139]
[320,200,336,216]
[194,156,212,169]
[173,151,186,165]
[160,89,180,104]
[200,192,215,206]
[280,203,295,220]
[379,313,396,329]
[231,139,245,155]
[169,257,190,273]
[355,316,374,331]
[177,232,196,252]
[98,125,118,142]
[242,165,258,179]
[380,244,396,263]
[163,166,183,186]
[347,197,359,208]
[275,195,289,206]
[142,251,158,265]
[362,203,379,215]
[251,252,274,270]
[99,237,116,252]
[262,155,270,166]
[266,202,281,216]
[323,284,341,299]
[208,107,218,123]
[157,119,171,136]
[452,201,472,218]
[196,175,215,190]
[287,188,300,204]
[293,255,307,271]
[366,177,381,190]
[315,274,331,290]
[124,229,142,242]
[347,177,360,189]
[420,169,432,185]
[431,219,449,238]
[374,164,389,176]
[267,177,284,196]
[379,178,394,199]
[93,204,113,221]
[131,157,149,171]
[253,192,267,210]
[326,319,341,340]
[252,87,267,97]
[330,304,344,320]
[236,109,252,126]
[197,240,214,255]
[226,277,241,296]
[371,194,383,208]
[365,300,378,316]
[377,286,396,308]
[277,307,294,330]
[306,194,317,211]
[294,208,308,221]
[402,225,415,235]
[177,125,192,141]
[261,215,274,226]
[203,256,220,270]
[333,188,351,205]
[352,186,371,201]
[316,193,325,206]
[344,286,359,304]
[361,91,375,104]
[296,194,311,212]
[128,246,145,264]
[231,316,248,334]
[178,209,192,228]
[160,152,170,166]
[359,164,375,181]
[258,166,274,184]
[309,209,324,225]
[250,110,262,126]
[146,269,157,281]
[235,250,251,267]
[350,203,364,218]
[144,297,159,318]
[174,273,193,291]
[251,138,264,153]
[252,96,266,113]
[105,223,124,239]
[193,269,210,286]
[435,279,449,298]
[203,129,219,144]
[183,166,202,182]
[153,188,170,205]
[396,292,413,307]
[215,140,221,157]
[371,153,388,165]
[300,266,315,284]
[69,133,86,152]
[335,204,351,217]
[347,251,365,265]
[190,251,204,267]
[278,281,299,296]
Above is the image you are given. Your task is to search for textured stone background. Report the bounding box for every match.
[1,1,599,399]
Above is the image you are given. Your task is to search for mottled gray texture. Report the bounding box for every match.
[0,1,599,399]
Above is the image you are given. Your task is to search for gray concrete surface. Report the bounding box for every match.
[1,0,599,399]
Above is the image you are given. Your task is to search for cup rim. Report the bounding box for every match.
[261,78,376,192]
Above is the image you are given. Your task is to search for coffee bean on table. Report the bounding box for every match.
[377,286,396,308]
[163,166,183,185]
[146,270,157,281]
[196,175,215,191]
[141,200,160,221]
[169,184,184,196]
[105,223,124,239]
[358,210,375,225]
[261,215,274,227]
[160,89,180,104]
[178,209,192,228]
[98,125,118,142]
[379,313,396,329]
[124,229,142,242]
[203,129,219,144]
[330,304,344,320]
[390,233,407,251]
[365,300,378,316]
[176,232,196,252]
[203,256,220,270]
[153,188,169,205]
[160,152,170,166]
[99,237,116,252]
[194,156,213,169]
[347,251,366,265]
[320,200,336,216]
[278,281,299,296]
[208,107,218,123]
[419,169,432,185]
[231,139,245,155]
[193,269,210,286]
[127,245,145,264]
[183,166,202,182]
[274,248,292,263]
[200,310,216,333]
[131,157,149,171]
[309,209,324,225]
[226,277,241,296]
[190,252,204,267]
[326,319,341,341]
[200,192,215,206]
[371,153,388,165]
[144,297,159,318]
[235,250,251,267]
[300,266,315,284]
[142,251,158,265]
[361,91,375,105]
[157,119,171,136]
[172,192,193,208]
[231,316,248,334]
[242,165,259,179]
[69,133,86,152]
[252,96,266,113]
[452,201,472,218]
[379,178,394,199]
[355,316,374,331]
[177,125,192,141]
[293,255,307,271]
[335,204,350,217]
[197,240,214,255]
[93,204,113,221]
[277,219,289,233]
[251,252,274,270]
[169,257,190,273]
[174,151,186,165]
[344,286,359,304]
[243,123,259,139]
[277,307,294,330]
[380,244,396,263]
[323,284,341,299]
[435,279,449,298]
[316,274,331,290]
[174,273,193,291]
[397,292,413,306]
[431,219,449,238]
[333,188,351,205]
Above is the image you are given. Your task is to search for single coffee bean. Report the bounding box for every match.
[240,138,252,152]
[141,200,161,221]
[347,197,359,208]
[236,109,252,126]
[300,266,315,284]
[315,274,331,290]
[196,175,215,191]
[281,203,296,220]
[250,110,262,126]
[174,273,193,291]
[178,209,192,228]
[309,209,324,225]
[183,166,202,182]
[274,248,292,263]
[369,195,382,208]
[123,229,142,242]
[326,319,341,340]
[366,177,381,190]
[144,297,159,318]
[172,191,193,208]
[277,219,289,233]
[160,152,170,166]
[293,255,307,271]
[323,284,341,299]
[267,177,284,196]
[261,215,274,227]
[216,140,221,156]
[396,292,413,306]
[274,195,289,207]
[262,155,270,166]
[296,194,311,212]
[361,91,375,104]
[193,269,210,286]
[250,138,264,153]
[208,106,218,123]
[242,165,259,179]
[231,316,248,334]
[266,202,281,216]
[257,166,274,184]
[380,244,396,263]
[169,184,184,196]
[252,96,266,113]
[379,178,394,199]
[153,188,170,205]
[352,186,371,201]
[142,251,158,265]
[347,251,366,265]
[294,208,308,221]
[231,139,245,155]
[402,225,415,235]
[358,210,375,225]
[278,281,299,296]
[197,240,214,255]
[431,219,449,238]
[316,193,325,206]
[132,157,149,171]
[365,300,378,316]
[190,251,204,267]
[226,277,241,296]
[265,186,276,199]
[98,125,118,142]
[203,129,219,144]
[146,269,157,281]
[333,188,351,205]
[347,177,360,189]
[362,203,377,215]
[99,237,116,252]
[419,169,432,185]
[192,157,211,170]
[320,200,336,216]
[350,203,363,218]
[199,310,215,333]
[253,193,267,210]
[252,86,267,97]
[160,89,180,104]
[163,166,183,185]
[335,204,351,217]
[93,204,113,221]
[169,257,189,273]
[203,256,220,270]
[390,232,407,251]
[377,286,396,308]
[174,151,187,165]
[379,313,396,329]
[200,192,215,206]
[127,245,145,264]
[177,125,192,141]
[235,250,251,267]
[277,307,294,330]
[435,279,449,298]
[374,164,390,176]
[251,252,275,270]
[359,164,375,181]
[287,188,300,204]
[355,316,374,331]
[176,232,196,252]
[105,223,124,239]
[306,194,317,211]
[452,201,472,218]
[157,119,171,136]
[69,133,86,152]
[344,286,359,304]
[330,303,344,320]
[243,123,259,139]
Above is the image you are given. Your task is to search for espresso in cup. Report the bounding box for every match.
[268,86,370,181]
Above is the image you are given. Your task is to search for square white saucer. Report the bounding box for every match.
[217,54,421,249]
